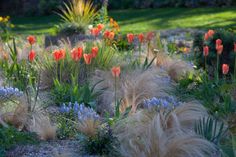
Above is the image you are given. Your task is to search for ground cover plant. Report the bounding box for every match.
[0,1,235,157]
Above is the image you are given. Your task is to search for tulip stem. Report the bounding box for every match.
[216,54,219,84]
[139,44,141,64]
[234,55,236,80]
[204,56,207,71]
[114,76,117,111]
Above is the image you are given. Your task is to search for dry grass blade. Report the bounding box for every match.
[77,119,101,137]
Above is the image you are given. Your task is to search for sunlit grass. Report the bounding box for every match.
[11,7,236,35]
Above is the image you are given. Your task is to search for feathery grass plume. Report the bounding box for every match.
[155,52,194,82]
[77,119,101,137]
[114,102,217,157]
[26,105,57,140]
[91,67,173,115]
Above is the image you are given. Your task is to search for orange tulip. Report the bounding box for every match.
[127,33,134,43]
[53,49,66,62]
[97,24,104,31]
[71,47,83,61]
[91,46,99,58]
[203,46,209,56]
[90,28,100,37]
[216,45,223,55]
[138,33,144,43]
[234,43,236,52]
[222,64,229,75]
[216,39,222,46]
[28,50,36,62]
[111,66,121,78]
[109,32,115,40]
[83,53,92,65]
[27,35,36,45]
[207,30,215,37]
[204,33,209,41]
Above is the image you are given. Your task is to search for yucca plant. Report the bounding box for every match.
[194,117,227,145]
[58,0,97,29]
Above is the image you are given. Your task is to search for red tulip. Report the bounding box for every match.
[91,46,99,58]
[216,44,223,55]
[53,49,66,62]
[103,31,115,40]
[138,33,144,43]
[27,35,36,45]
[222,64,229,75]
[127,33,134,43]
[83,53,92,65]
[216,39,222,46]
[146,32,155,41]
[28,50,36,62]
[111,66,121,77]
[234,43,236,52]
[71,47,83,61]
[207,30,215,37]
[203,46,209,56]
[97,24,104,31]
[204,33,209,41]
[90,28,100,37]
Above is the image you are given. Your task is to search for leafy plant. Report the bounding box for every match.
[0,126,37,156]
[57,0,97,34]
[79,125,120,156]
[195,117,227,145]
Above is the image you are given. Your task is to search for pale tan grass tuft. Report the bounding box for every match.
[77,119,101,137]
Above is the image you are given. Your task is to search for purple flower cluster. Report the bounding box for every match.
[60,102,100,121]
[143,96,180,110]
[0,87,23,100]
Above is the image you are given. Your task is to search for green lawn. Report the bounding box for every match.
[12,7,236,35]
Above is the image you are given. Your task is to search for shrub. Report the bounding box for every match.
[57,0,97,35]
[0,126,37,156]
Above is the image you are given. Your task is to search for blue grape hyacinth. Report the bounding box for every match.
[143,96,180,110]
[60,102,100,122]
[0,87,23,101]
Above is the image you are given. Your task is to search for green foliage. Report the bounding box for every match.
[57,0,97,35]
[195,117,227,145]
[0,38,38,91]
[55,23,86,36]
[0,126,37,156]
[176,72,236,118]
[0,16,13,42]
[79,125,120,156]
[52,79,103,108]
[56,114,78,139]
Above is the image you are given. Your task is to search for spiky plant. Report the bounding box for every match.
[58,0,97,29]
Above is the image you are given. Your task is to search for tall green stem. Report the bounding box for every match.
[234,56,236,80]
[216,54,219,84]
[139,44,141,64]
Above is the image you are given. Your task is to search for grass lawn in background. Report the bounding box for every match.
[12,7,236,35]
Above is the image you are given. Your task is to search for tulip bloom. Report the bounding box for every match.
[71,47,83,61]
[27,35,36,45]
[83,54,92,65]
[127,33,134,43]
[28,50,36,62]
[234,43,236,52]
[222,64,229,75]
[204,33,209,41]
[91,46,99,58]
[111,66,121,78]
[207,30,215,37]
[216,39,222,46]
[138,33,144,43]
[103,31,115,40]
[203,46,209,56]
[146,32,155,41]
[53,49,66,62]
[216,45,223,55]
[97,24,104,31]
[90,28,100,37]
